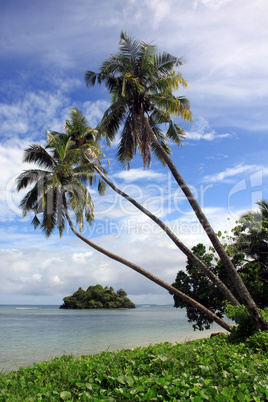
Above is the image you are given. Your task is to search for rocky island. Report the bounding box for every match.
[60,284,135,309]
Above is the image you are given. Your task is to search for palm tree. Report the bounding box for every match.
[85,32,268,331]
[62,108,240,307]
[17,127,233,332]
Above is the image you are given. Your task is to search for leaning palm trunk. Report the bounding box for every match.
[146,117,268,331]
[93,165,240,306]
[63,194,233,332]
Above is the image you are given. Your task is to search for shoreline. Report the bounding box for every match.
[0,304,227,372]
[1,330,227,373]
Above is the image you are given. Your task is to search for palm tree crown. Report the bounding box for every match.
[17,128,105,237]
[85,31,192,168]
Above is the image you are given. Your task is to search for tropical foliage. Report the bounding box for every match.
[60,284,135,309]
[85,31,191,168]
[16,131,106,237]
[172,203,268,331]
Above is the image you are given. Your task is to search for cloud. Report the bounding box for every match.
[0,229,186,303]
[1,0,268,133]
[193,0,233,9]
[0,81,78,141]
[0,0,175,69]
[114,168,165,182]
[72,252,93,264]
[83,100,110,128]
[203,164,268,183]
[186,117,230,141]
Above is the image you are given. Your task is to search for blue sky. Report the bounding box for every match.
[0,0,268,305]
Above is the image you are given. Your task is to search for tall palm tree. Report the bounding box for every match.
[85,32,268,331]
[17,129,233,332]
[62,108,240,307]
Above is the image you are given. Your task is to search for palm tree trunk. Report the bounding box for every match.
[94,165,240,306]
[63,194,233,332]
[146,117,268,331]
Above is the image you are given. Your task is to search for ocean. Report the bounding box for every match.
[0,305,224,372]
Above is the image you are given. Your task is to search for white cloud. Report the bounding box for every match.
[193,0,233,10]
[203,164,268,183]
[0,231,185,303]
[72,252,93,264]
[114,168,165,182]
[83,100,110,128]
[186,117,230,141]
[1,0,268,132]
[0,82,79,141]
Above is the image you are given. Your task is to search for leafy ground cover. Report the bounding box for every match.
[0,333,268,401]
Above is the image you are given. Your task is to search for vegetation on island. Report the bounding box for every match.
[60,285,135,309]
[1,333,268,401]
[17,31,268,335]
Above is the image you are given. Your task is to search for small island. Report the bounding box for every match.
[60,284,135,309]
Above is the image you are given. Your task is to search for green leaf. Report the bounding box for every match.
[60,390,72,400]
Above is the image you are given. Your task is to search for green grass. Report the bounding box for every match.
[0,333,268,401]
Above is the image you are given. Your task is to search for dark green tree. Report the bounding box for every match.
[233,200,268,268]
[173,205,268,330]
[60,284,135,309]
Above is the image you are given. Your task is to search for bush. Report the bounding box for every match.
[225,303,268,342]
[246,330,268,352]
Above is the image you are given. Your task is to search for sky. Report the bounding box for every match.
[0,0,268,306]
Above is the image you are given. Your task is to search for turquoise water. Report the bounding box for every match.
[0,305,223,372]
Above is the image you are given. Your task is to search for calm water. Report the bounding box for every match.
[0,305,223,372]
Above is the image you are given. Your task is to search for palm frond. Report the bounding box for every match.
[166,121,186,146]
[257,201,268,220]
[19,172,53,214]
[65,179,94,230]
[116,114,137,168]
[23,144,55,169]
[150,108,170,125]
[139,114,151,168]
[148,117,171,166]
[97,179,107,196]
[31,214,41,229]
[39,187,58,237]
[155,52,183,75]
[16,169,50,191]
[119,31,141,67]
[55,187,65,237]
[138,41,157,74]
[100,101,128,146]
[84,70,100,87]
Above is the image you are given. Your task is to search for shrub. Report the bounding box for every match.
[246,330,268,352]
[225,303,268,342]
